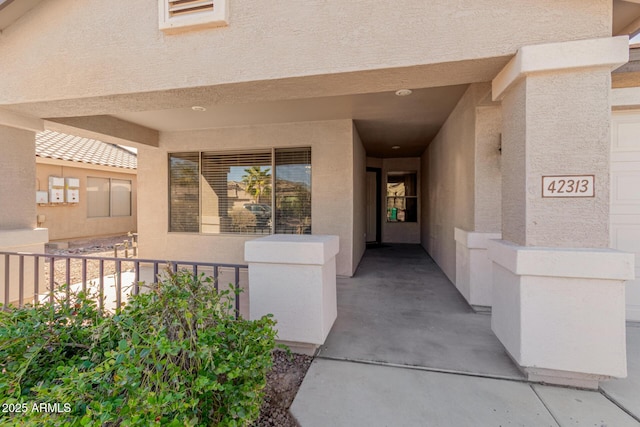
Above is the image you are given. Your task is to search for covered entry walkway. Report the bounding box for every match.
[317,244,521,378]
[291,245,640,426]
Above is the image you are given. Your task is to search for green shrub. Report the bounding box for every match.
[0,270,277,426]
[0,286,105,401]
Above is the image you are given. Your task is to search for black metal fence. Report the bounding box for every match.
[0,251,247,318]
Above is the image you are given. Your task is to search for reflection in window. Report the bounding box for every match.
[386,172,417,222]
[275,148,311,234]
[168,148,311,235]
[201,151,272,234]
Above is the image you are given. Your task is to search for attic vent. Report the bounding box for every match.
[159,0,228,33]
[169,0,213,17]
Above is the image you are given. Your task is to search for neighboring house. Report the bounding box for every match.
[0,0,639,388]
[35,130,137,241]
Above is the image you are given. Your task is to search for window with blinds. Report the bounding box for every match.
[169,153,200,232]
[87,177,133,218]
[201,151,272,234]
[111,179,132,217]
[87,177,110,218]
[275,148,312,234]
[168,148,311,235]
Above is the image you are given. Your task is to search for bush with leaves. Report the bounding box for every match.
[0,286,106,402]
[0,270,278,426]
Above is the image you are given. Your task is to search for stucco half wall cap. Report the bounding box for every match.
[492,36,630,101]
[245,234,340,265]
[0,228,49,248]
[454,227,502,249]
[487,239,636,281]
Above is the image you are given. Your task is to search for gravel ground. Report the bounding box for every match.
[44,234,136,289]
[254,350,314,427]
[45,235,314,425]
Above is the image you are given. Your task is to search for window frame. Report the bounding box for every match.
[87,176,110,219]
[86,176,133,219]
[158,0,229,33]
[167,147,312,236]
[386,171,418,223]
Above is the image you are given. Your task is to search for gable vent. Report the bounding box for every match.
[168,0,213,17]
[159,0,228,33]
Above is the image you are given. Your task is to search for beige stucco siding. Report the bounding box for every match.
[474,106,502,233]
[500,79,528,246]
[0,0,611,108]
[36,162,137,241]
[137,120,358,277]
[422,86,481,282]
[352,124,366,273]
[0,126,36,229]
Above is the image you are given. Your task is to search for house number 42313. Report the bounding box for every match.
[542,175,595,198]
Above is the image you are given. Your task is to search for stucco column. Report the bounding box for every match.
[245,234,339,355]
[488,37,635,389]
[0,125,38,230]
[0,112,49,305]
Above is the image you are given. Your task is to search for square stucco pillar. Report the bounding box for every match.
[490,37,635,388]
[0,115,49,306]
[245,235,339,354]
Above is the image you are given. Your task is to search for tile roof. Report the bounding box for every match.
[36,130,137,170]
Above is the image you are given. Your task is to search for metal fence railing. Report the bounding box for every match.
[0,251,247,318]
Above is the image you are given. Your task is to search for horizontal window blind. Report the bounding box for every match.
[275,148,312,235]
[111,179,132,217]
[169,153,200,232]
[168,148,312,235]
[87,177,110,218]
[201,151,272,234]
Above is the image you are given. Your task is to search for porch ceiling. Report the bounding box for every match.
[614,0,640,36]
[5,55,510,157]
[111,85,469,158]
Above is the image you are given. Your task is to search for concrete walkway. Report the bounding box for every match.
[291,245,640,426]
[318,244,522,379]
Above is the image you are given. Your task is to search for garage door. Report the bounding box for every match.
[611,111,640,322]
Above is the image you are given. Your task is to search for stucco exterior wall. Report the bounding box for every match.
[0,125,36,229]
[36,162,137,241]
[500,79,528,246]
[352,124,366,273]
[137,120,358,277]
[0,0,611,109]
[421,86,482,281]
[474,106,502,233]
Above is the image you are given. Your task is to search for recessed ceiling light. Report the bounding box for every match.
[391,145,401,150]
[191,106,207,112]
[395,89,412,97]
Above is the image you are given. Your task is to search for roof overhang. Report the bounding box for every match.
[614,0,640,37]
[0,0,44,31]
